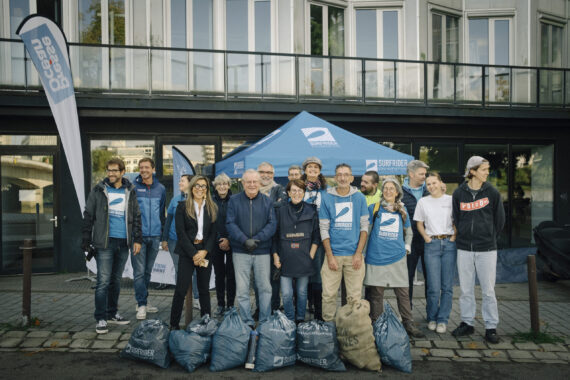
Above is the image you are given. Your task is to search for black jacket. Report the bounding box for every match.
[213,189,232,240]
[452,182,505,251]
[402,185,429,250]
[272,202,320,278]
[82,178,142,249]
[174,201,216,259]
[226,191,277,254]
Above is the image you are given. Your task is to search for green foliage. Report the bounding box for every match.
[511,330,564,344]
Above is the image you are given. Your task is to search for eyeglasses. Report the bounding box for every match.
[194,184,208,190]
[106,169,121,173]
[258,171,274,175]
[335,173,351,178]
[289,189,304,195]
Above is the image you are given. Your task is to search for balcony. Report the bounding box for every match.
[1,38,569,108]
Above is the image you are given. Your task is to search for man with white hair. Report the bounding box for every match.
[226,169,277,327]
[402,160,430,307]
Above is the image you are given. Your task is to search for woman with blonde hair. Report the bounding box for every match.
[170,175,218,328]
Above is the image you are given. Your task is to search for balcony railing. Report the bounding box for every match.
[1,38,569,108]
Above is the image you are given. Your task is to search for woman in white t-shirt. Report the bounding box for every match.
[413,172,457,334]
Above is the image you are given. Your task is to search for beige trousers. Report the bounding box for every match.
[321,255,365,321]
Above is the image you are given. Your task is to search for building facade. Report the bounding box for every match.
[1,0,569,274]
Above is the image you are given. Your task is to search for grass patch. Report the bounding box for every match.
[511,330,564,344]
[0,317,42,331]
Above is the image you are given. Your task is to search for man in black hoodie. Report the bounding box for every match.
[451,156,505,344]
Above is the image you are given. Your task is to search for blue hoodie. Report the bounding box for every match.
[134,174,166,237]
[319,186,369,256]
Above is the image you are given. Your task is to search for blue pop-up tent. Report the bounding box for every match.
[215,111,414,177]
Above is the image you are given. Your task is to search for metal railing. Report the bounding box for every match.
[1,38,569,108]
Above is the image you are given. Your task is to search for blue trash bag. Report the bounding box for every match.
[253,310,296,372]
[120,319,172,368]
[296,320,346,371]
[209,307,252,371]
[372,302,412,373]
[168,314,219,372]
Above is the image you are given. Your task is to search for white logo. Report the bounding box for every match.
[335,202,353,223]
[233,161,244,174]
[366,160,378,172]
[301,127,339,147]
[379,213,399,233]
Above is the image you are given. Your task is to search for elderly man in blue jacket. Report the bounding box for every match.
[226,169,277,328]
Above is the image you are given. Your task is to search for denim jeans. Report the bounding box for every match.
[281,276,309,321]
[457,249,499,329]
[233,252,271,326]
[424,238,457,324]
[132,236,160,306]
[94,238,129,321]
[168,239,198,298]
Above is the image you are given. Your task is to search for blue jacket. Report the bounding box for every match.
[134,174,166,237]
[226,191,277,254]
[402,178,429,251]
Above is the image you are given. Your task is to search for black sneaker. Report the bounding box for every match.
[452,322,474,337]
[108,313,130,325]
[215,305,225,317]
[485,329,501,344]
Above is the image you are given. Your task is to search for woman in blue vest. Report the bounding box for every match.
[272,179,320,323]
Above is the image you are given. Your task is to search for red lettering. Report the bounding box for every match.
[460,197,489,211]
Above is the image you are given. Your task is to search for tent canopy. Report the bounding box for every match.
[215,111,414,178]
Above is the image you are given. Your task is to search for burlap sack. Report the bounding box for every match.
[335,299,381,371]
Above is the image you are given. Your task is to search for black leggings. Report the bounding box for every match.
[170,253,212,326]
[212,247,236,308]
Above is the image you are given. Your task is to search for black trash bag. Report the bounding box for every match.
[253,310,296,372]
[168,314,219,372]
[373,302,412,373]
[296,320,346,371]
[120,319,172,368]
[209,307,252,371]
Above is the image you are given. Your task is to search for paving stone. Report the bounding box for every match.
[452,357,480,362]
[0,348,18,352]
[556,352,570,361]
[26,331,52,338]
[4,331,27,338]
[507,350,534,359]
[456,349,482,358]
[514,342,540,350]
[91,340,117,349]
[20,348,45,352]
[430,349,455,358]
[69,339,92,349]
[486,341,514,350]
[97,332,121,341]
[427,357,450,361]
[482,350,507,358]
[413,340,431,348]
[52,332,71,339]
[512,358,539,363]
[540,360,567,364]
[532,351,559,360]
[43,339,72,348]
[482,357,510,362]
[564,337,570,345]
[540,343,567,352]
[461,341,487,350]
[115,341,128,350]
[0,338,23,348]
[69,349,90,353]
[51,348,69,352]
[19,338,47,348]
[433,340,460,349]
[99,349,119,353]
[72,332,97,340]
[120,333,131,341]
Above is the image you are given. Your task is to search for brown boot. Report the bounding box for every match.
[404,321,425,339]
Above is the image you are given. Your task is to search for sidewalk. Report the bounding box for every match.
[0,273,569,364]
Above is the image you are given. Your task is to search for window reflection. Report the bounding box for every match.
[419,144,458,173]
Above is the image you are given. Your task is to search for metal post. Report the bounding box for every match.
[224,52,228,101]
[361,59,366,103]
[481,66,486,108]
[295,56,299,103]
[509,67,513,107]
[453,64,457,104]
[527,255,540,334]
[536,68,540,107]
[260,54,264,100]
[21,239,34,326]
[393,60,397,102]
[329,57,333,99]
[423,62,428,106]
[148,47,152,97]
[185,283,193,326]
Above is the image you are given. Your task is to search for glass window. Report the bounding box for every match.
[379,141,411,155]
[150,0,164,46]
[383,11,398,59]
[0,136,57,145]
[108,0,125,45]
[539,22,563,104]
[227,0,248,93]
[328,6,344,56]
[464,144,508,248]
[446,16,459,62]
[162,144,215,177]
[90,140,155,188]
[494,20,509,65]
[193,0,214,91]
[310,4,323,56]
[469,18,488,64]
[78,0,101,43]
[255,1,271,52]
[133,1,147,45]
[356,10,377,59]
[170,0,187,90]
[419,144,458,173]
[511,145,554,247]
[432,14,442,61]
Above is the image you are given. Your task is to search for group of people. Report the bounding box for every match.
[82,154,504,345]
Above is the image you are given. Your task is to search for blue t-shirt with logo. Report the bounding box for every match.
[107,186,127,239]
[319,190,368,256]
[365,205,411,266]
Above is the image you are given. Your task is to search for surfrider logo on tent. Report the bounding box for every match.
[233,161,244,174]
[301,127,339,147]
[334,202,353,230]
[366,160,378,172]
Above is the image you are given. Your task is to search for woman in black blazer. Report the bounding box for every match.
[170,175,217,328]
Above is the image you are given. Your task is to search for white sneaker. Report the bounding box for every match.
[108,313,130,325]
[428,321,437,331]
[136,304,158,313]
[436,323,447,334]
[136,305,147,320]
[96,320,108,334]
[193,299,201,310]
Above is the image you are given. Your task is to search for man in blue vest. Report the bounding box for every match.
[133,157,166,320]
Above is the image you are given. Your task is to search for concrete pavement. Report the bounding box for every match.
[0,273,569,366]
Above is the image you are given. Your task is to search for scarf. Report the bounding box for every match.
[306,180,321,192]
[381,199,404,213]
[260,181,277,196]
